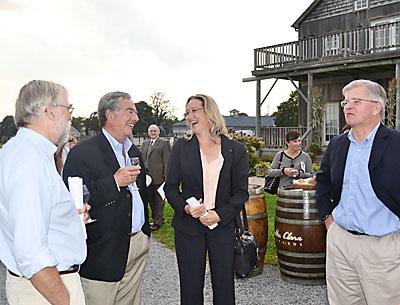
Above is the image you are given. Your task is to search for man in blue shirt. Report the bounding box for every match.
[0,80,87,305]
[317,79,400,304]
[63,91,150,305]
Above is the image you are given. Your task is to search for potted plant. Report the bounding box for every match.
[255,161,270,177]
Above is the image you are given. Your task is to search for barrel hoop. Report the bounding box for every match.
[277,249,326,258]
[244,213,267,220]
[279,260,326,269]
[275,216,323,225]
[276,206,319,214]
[279,268,326,278]
[277,197,316,204]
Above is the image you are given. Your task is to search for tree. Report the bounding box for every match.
[272,91,299,127]
[71,116,86,133]
[133,101,156,135]
[0,115,17,142]
[83,112,100,135]
[148,92,177,134]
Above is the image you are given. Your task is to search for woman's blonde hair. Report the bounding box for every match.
[184,94,228,141]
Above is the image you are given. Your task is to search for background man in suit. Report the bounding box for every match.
[63,91,150,305]
[316,79,400,304]
[0,80,87,305]
[141,124,171,230]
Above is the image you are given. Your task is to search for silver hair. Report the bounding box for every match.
[15,80,68,128]
[97,91,131,127]
[342,79,387,119]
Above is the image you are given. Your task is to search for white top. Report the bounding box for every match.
[200,150,224,210]
[0,128,86,278]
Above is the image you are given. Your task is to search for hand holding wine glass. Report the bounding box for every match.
[82,184,97,224]
[128,157,140,190]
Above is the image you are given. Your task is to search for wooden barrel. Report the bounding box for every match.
[275,188,326,285]
[242,186,268,276]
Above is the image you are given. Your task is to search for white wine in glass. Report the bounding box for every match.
[128,157,140,190]
[83,184,97,224]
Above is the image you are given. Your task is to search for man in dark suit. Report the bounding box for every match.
[63,92,150,305]
[141,124,171,230]
[316,79,400,304]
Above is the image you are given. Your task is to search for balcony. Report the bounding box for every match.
[253,21,400,75]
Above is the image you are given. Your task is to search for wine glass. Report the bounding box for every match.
[83,184,97,224]
[128,157,140,191]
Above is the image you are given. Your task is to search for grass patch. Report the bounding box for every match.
[153,193,278,265]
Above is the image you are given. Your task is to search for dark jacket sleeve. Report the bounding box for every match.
[214,141,249,226]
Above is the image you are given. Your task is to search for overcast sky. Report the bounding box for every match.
[0,0,315,122]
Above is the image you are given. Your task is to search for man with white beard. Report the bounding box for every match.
[0,80,87,305]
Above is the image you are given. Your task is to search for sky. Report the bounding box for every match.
[0,0,315,122]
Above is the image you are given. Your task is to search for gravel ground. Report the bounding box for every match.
[0,238,328,305]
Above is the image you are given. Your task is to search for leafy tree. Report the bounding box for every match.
[0,115,17,142]
[272,91,299,127]
[83,112,100,135]
[148,92,178,134]
[133,101,156,135]
[71,116,86,132]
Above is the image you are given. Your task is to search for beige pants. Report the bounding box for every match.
[82,232,149,305]
[6,272,85,305]
[326,222,400,305]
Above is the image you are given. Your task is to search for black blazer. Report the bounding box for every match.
[164,134,249,241]
[316,124,400,219]
[63,131,150,282]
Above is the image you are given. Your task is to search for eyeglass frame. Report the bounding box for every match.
[54,103,74,114]
[184,107,204,118]
[340,98,378,108]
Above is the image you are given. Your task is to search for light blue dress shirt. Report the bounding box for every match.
[0,128,86,278]
[333,123,400,236]
[102,128,145,233]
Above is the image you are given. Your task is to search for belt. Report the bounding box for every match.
[346,229,368,236]
[128,232,139,237]
[8,264,79,277]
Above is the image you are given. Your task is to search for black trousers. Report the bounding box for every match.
[174,227,235,305]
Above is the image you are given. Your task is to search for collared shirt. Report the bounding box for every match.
[102,128,145,233]
[0,128,86,278]
[333,123,400,236]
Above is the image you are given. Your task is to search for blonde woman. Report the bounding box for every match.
[165,94,249,305]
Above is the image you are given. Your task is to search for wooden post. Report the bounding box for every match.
[256,80,261,137]
[307,73,313,129]
[396,62,400,130]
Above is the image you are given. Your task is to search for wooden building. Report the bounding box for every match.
[244,0,400,146]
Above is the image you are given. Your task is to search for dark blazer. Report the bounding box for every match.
[164,134,249,239]
[316,124,400,220]
[63,131,150,282]
[141,137,171,185]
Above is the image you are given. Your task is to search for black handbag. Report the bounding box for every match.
[234,207,259,278]
[264,152,284,195]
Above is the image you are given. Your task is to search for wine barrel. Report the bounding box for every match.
[242,186,268,276]
[275,188,326,285]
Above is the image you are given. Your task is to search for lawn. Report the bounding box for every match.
[152,193,278,265]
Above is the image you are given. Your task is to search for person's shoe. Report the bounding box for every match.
[150,224,160,231]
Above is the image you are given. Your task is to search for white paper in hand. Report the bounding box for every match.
[68,176,87,238]
[157,182,166,200]
[186,197,218,230]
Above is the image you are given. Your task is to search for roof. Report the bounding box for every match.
[173,116,275,128]
[291,0,322,29]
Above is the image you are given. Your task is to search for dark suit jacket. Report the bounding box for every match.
[141,137,171,185]
[316,124,400,220]
[164,134,249,241]
[63,131,150,282]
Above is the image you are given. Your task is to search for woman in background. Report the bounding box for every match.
[268,130,313,188]
[164,94,249,305]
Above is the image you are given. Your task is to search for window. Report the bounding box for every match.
[323,103,339,145]
[354,0,368,11]
[371,17,400,51]
[323,34,341,56]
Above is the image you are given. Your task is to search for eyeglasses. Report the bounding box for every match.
[340,98,378,108]
[184,107,204,118]
[55,104,74,114]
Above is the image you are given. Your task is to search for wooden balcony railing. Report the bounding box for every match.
[254,21,400,70]
[262,127,309,149]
